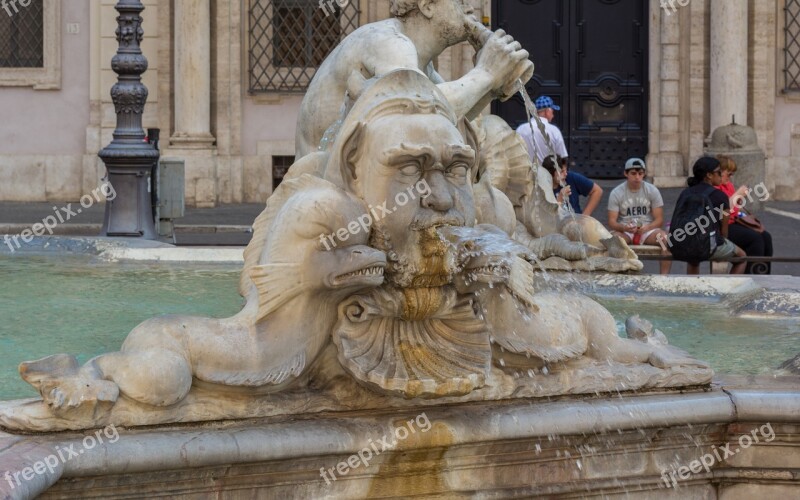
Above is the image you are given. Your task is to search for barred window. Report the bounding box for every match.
[248,0,359,93]
[272,155,295,190]
[0,0,44,68]
[785,0,800,91]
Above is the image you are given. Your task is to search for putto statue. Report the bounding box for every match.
[296,0,533,158]
[0,2,712,432]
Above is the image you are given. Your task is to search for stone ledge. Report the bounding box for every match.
[1,387,797,499]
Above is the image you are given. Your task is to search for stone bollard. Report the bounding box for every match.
[704,122,766,214]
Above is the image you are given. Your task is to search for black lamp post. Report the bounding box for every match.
[98,0,158,239]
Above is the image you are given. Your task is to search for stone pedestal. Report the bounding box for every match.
[710,0,748,131]
[705,123,766,213]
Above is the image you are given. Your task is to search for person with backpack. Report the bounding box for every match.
[664,157,746,274]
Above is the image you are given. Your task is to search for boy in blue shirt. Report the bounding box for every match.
[541,156,603,216]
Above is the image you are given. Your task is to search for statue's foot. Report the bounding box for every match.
[648,346,711,370]
[601,236,638,260]
[19,353,119,411]
[19,353,80,387]
[626,314,668,346]
[39,377,119,410]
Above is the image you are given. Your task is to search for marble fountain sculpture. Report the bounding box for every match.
[0,70,710,432]
[5,2,796,498]
[0,0,682,434]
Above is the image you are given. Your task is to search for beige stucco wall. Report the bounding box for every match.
[0,0,89,201]
[0,0,797,205]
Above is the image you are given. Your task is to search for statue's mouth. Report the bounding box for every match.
[410,216,464,232]
[331,263,386,287]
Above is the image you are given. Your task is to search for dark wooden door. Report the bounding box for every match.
[491,0,648,178]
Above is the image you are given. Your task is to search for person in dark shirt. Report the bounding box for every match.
[678,157,746,275]
[541,156,603,216]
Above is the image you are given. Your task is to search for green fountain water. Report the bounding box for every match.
[0,256,796,400]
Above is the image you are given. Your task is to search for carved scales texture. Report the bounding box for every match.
[333,287,491,398]
[200,352,306,387]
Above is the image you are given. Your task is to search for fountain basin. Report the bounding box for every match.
[1,381,798,499]
[2,243,797,401]
[1,238,798,498]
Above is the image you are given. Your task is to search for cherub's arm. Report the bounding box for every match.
[367,30,532,121]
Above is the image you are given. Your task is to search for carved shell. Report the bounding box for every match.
[475,114,533,207]
[332,286,491,398]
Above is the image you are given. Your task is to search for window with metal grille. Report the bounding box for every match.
[272,155,295,189]
[0,0,44,68]
[785,0,800,91]
[248,0,359,93]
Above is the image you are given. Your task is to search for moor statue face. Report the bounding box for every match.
[348,111,477,287]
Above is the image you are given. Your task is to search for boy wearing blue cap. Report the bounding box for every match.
[515,95,568,164]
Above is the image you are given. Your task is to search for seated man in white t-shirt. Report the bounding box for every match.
[607,158,672,275]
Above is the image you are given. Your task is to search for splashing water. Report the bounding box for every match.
[318,95,350,151]
[518,80,596,276]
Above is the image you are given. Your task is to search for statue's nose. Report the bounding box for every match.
[421,171,454,212]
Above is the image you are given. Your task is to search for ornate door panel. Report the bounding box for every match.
[492,0,648,178]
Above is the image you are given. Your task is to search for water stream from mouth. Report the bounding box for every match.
[518,80,594,274]
[318,95,350,151]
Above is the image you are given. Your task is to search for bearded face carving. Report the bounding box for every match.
[344,112,477,292]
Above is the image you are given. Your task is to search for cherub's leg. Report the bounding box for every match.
[91,348,193,406]
[21,348,193,409]
[21,315,196,410]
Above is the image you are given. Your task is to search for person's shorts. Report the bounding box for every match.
[710,238,737,261]
[623,228,659,244]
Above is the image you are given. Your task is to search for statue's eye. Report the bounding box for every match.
[298,222,331,242]
[446,163,469,179]
[399,163,421,176]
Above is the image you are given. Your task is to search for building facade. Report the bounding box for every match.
[0,0,798,206]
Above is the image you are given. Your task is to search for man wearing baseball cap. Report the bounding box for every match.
[607,157,672,274]
[515,95,568,164]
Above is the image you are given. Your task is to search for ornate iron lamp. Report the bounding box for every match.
[98,0,157,238]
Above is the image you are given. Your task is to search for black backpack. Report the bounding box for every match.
[668,184,718,262]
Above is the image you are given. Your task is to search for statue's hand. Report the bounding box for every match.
[474,30,532,94]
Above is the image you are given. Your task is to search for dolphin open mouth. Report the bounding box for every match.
[332,263,386,286]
